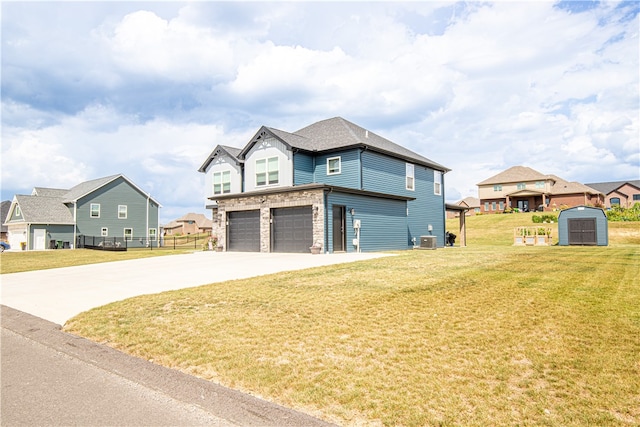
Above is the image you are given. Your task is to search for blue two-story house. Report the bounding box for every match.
[198,117,450,253]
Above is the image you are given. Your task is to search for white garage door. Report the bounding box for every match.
[8,227,27,250]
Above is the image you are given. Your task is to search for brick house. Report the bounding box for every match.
[163,213,212,236]
[198,117,450,253]
[584,180,640,209]
[477,166,603,213]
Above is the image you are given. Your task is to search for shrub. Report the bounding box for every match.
[606,203,640,222]
[532,214,557,224]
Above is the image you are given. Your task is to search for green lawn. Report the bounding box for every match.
[62,214,640,426]
[0,248,200,274]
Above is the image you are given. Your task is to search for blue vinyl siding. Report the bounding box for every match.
[315,149,361,188]
[76,177,159,246]
[407,166,446,247]
[293,152,314,185]
[362,151,407,195]
[327,192,407,252]
[30,225,74,249]
[362,150,446,247]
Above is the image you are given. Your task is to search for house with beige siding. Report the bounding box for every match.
[477,166,603,213]
[163,213,213,236]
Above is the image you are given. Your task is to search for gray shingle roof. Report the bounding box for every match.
[14,195,75,224]
[33,188,69,197]
[198,145,243,172]
[584,180,640,195]
[477,166,548,185]
[62,174,121,203]
[6,174,160,226]
[238,117,449,171]
[294,117,449,171]
[1,200,11,232]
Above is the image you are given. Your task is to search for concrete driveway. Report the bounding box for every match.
[1,251,388,325]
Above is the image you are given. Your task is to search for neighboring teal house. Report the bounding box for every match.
[3,174,161,250]
[199,117,451,253]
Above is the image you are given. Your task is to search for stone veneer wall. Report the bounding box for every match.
[211,188,326,253]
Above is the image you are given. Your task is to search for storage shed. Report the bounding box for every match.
[557,206,608,246]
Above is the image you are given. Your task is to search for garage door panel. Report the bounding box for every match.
[272,207,312,253]
[228,210,260,252]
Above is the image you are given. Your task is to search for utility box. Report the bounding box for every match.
[558,206,608,246]
[418,236,437,250]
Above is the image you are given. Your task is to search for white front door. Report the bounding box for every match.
[34,229,46,250]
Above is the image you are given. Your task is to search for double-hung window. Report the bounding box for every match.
[256,157,279,186]
[118,205,127,219]
[101,227,108,237]
[327,157,341,175]
[406,163,415,191]
[517,183,526,190]
[90,203,100,218]
[493,185,502,191]
[213,171,231,194]
[149,228,157,241]
[434,170,442,195]
[124,228,133,241]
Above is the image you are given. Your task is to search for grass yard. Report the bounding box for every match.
[63,214,640,426]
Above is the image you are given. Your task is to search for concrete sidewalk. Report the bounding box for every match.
[1,251,388,325]
[1,305,335,427]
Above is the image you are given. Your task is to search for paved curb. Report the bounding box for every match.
[1,305,336,427]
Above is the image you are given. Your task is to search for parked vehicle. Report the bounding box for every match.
[0,241,10,252]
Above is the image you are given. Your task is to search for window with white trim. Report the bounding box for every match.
[124,228,133,241]
[15,206,21,217]
[406,163,415,191]
[493,185,502,191]
[101,227,108,237]
[327,157,341,175]
[213,171,231,195]
[149,228,157,241]
[535,181,545,189]
[517,183,526,190]
[434,171,442,195]
[256,157,279,186]
[118,205,127,219]
[90,203,100,218]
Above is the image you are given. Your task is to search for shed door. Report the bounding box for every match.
[568,218,597,245]
[227,210,260,252]
[272,206,313,253]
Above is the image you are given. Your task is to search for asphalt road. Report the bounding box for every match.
[1,305,334,426]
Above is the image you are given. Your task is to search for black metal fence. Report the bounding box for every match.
[77,234,213,251]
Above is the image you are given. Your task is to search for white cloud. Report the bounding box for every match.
[1,1,638,217]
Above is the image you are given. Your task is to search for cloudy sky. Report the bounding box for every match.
[2,1,638,223]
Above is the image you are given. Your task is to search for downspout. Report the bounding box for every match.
[146,193,150,244]
[73,202,77,249]
[441,171,447,248]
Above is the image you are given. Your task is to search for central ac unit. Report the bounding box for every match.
[419,236,437,250]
